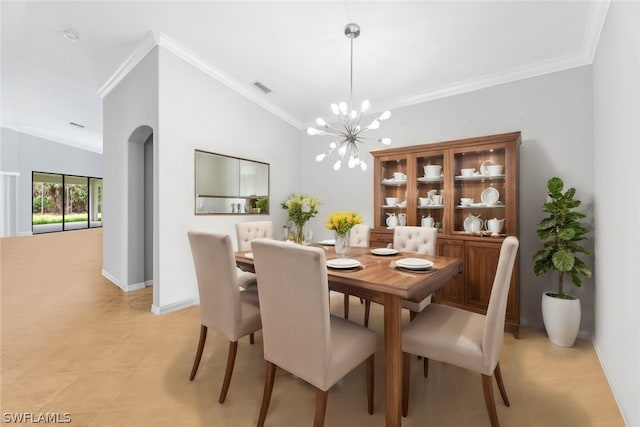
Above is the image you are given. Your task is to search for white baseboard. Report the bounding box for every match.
[17,231,33,236]
[101,269,146,292]
[593,341,631,426]
[151,298,198,315]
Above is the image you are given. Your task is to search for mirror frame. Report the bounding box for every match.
[194,149,270,215]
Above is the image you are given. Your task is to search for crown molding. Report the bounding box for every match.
[583,0,611,63]
[3,124,103,154]
[97,31,158,98]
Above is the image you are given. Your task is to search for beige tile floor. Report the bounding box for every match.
[1,229,625,426]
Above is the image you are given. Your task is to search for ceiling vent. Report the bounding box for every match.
[252,81,272,94]
[69,122,85,128]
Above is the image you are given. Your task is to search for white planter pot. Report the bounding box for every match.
[541,292,581,347]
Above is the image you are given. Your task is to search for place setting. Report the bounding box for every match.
[390,257,436,274]
[326,258,363,271]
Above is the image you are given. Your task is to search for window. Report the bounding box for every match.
[32,172,102,234]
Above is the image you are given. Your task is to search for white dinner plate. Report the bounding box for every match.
[318,239,336,246]
[371,248,399,256]
[480,160,495,176]
[244,252,254,259]
[395,258,434,270]
[327,258,361,269]
[481,187,500,205]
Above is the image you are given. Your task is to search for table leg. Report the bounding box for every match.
[384,294,402,427]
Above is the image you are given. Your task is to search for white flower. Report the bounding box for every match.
[301,198,311,213]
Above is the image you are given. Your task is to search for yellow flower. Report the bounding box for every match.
[325,211,362,235]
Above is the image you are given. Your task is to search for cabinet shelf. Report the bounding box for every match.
[454,175,505,182]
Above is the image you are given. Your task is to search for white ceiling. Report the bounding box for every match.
[1,1,609,154]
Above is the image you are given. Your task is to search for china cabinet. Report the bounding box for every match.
[371,132,520,336]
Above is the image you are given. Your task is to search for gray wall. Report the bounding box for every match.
[300,65,595,335]
[0,127,103,235]
[592,1,640,425]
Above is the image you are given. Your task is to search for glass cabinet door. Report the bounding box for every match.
[453,146,507,234]
[415,153,445,232]
[378,158,408,228]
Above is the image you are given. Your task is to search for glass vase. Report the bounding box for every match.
[334,231,350,258]
[293,221,306,244]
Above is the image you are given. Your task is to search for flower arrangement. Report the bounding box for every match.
[325,211,362,236]
[281,194,320,243]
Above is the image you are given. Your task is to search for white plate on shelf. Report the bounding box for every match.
[382,179,407,185]
[481,187,500,205]
[417,175,443,182]
[244,252,254,259]
[395,258,434,270]
[327,258,361,269]
[318,239,335,246]
[480,160,495,176]
[371,248,398,256]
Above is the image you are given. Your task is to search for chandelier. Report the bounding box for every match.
[307,23,391,171]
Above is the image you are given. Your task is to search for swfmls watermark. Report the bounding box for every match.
[3,412,71,423]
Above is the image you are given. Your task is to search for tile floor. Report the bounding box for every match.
[1,229,625,426]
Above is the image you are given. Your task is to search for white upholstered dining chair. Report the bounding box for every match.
[235,221,273,251]
[234,221,273,289]
[251,239,377,427]
[401,236,519,427]
[187,231,262,403]
[394,226,438,318]
[343,224,371,323]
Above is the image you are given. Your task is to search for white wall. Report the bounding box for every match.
[0,127,103,235]
[592,1,640,425]
[300,66,595,335]
[153,46,300,310]
[102,48,158,292]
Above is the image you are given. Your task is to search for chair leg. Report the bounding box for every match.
[494,363,510,406]
[481,374,500,427]
[344,293,350,319]
[250,333,255,345]
[402,352,411,417]
[257,361,276,427]
[365,354,375,414]
[364,300,371,327]
[218,341,238,403]
[359,298,364,304]
[313,389,328,427]
[423,357,429,378]
[189,325,207,381]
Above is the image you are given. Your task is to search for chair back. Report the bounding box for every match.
[251,240,331,386]
[482,236,519,369]
[235,221,273,251]
[349,224,371,247]
[393,226,437,255]
[187,231,242,341]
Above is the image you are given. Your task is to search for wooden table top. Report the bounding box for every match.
[235,245,463,302]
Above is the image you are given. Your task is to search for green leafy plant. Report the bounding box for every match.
[532,177,592,299]
[255,198,269,214]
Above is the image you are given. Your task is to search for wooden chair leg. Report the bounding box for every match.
[359,298,364,304]
[344,293,350,319]
[218,341,238,403]
[481,374,500,427]
[189,325,207,381]
[257,361,276,427]
[423,357,429,378]
[494,363,510,406]
[402,352,411,417]
[365,354,375,414]
[250,333,255,345]
[313,389,328,427]
[364,300,371,327]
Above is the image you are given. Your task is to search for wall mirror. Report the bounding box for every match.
[195,149,269,215]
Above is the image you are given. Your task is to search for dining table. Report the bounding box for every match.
[235,244,463,427]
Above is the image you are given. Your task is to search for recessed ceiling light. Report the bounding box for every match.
[61,28,80,43]
[69,122,85,128]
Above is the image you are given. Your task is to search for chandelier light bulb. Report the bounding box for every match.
[331,103,340,115]
[348,156,357,168]
[315,118,326,127]
[379,137,392,145]
[307,127,318,136]
[378,110,391,121]
[350,110,357,119]
[333,160,342,171]
[360,161,367,171]
[367,120,380,130]
[338,145,347,156]
[315,153,326,162]
[361,100,370,112]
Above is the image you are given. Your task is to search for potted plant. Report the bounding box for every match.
[254,197,269,214]
[532,177,592,347]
